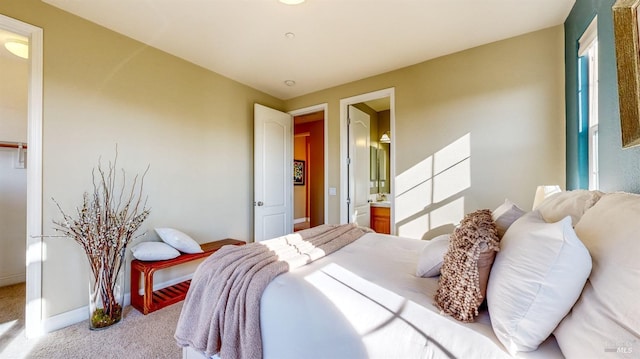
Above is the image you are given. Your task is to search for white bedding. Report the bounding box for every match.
[184,232,563,359]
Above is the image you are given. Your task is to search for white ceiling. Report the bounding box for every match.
[42,0,575,100]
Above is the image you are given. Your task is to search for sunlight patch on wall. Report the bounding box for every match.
[394,134,471,239]
[396,156,433,196]
[395,177,432,223]
[433,158,470,203]
[429,197,465,229]
[396,213,428,238]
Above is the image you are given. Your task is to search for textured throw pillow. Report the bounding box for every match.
[434,209,500,322]
[487,211,591,355]
[535,189,603,226]
[554,192,640,358]
[131,241,181,261]
[492,199,526,238]
[415,234,450,277]
[155,228,203,254]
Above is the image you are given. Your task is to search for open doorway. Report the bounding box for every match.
[0,26,29,350]
[340,88,395,234]
[0,14,44,338]
[290,104,328,230]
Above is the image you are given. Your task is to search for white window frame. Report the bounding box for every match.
[579,17,599,190]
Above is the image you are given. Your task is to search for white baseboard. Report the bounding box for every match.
[0,273,26,287]
[41,274,191,334]
[293,217,309,224]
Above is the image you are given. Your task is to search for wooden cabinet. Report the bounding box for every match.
[370,206,390,234]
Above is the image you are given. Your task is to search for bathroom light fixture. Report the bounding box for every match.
[279,0,305,4]
[4,40,29,59]
[380,131,391,143]
[284,80,296,86]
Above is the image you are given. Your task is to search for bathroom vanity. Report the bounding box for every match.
[370,201,391,234]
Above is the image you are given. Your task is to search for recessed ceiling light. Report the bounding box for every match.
[279,0,305,5]
[284,80,296,86]
[285,32,296,39]
[4,40,29,59]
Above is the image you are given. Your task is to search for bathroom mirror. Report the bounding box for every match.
[370,146,378,181]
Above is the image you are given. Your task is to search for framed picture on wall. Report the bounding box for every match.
[294,160,305,185]
[613,0,640,148]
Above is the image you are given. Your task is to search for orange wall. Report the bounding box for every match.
[295,119,325,226]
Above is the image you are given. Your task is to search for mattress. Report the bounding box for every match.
[184,232,563,359]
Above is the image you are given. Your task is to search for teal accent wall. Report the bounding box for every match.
[565,0,640,192]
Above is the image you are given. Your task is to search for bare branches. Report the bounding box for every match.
[52,150,150,327]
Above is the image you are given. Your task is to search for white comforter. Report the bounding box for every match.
[257,232,563,359]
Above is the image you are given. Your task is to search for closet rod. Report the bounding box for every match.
[0,142,28,149]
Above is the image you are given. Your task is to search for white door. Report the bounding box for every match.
[348,105,371,227]
[254,104,293,242]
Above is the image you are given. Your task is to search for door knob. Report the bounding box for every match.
[256,201,264,206]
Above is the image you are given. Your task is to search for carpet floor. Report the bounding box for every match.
[0,283,183,359]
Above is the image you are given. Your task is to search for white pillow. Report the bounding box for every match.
[487,211,591,354]
[535,189,603,226]
[492,198,525,238]
[131,241,181,261]
[155,228,203,254]
[554,192,640,357]
[415,234,449,277]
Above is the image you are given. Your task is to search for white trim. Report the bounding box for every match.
[0,273,27,287]
[288,103,329,225]
[578,16,598,56]
[339,88,396,233]
[42,305,88,333]
[0,14,44,339]
[293,217,310,224]
[41,273,195,332]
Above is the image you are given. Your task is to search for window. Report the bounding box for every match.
[578,17,598,190]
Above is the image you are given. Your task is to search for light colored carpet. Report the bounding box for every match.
[0,283,184,359]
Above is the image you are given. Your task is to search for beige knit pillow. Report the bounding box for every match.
[434,209,500,322]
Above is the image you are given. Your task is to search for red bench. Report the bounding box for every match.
[130,238,245,314]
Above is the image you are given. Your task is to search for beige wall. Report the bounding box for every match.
[286,26,566,239]
[295,120,325,227]
[1,0,284,317]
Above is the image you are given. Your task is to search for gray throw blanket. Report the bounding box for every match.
[174,223,372,359]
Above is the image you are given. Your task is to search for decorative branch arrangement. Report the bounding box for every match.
[53,150,150,329]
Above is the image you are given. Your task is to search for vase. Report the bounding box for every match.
[88,257,125,330]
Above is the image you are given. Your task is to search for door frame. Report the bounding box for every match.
[339,88,395,232]
[0,14,44,337]
[288,103,328,225]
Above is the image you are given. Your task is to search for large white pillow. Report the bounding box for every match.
[487,211,592,354]
[415,234,450,277]
[554,192,640,357]
[155,228,203,254]
[131,241,181,261]
[535,189,603,226]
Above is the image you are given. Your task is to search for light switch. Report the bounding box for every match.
[329,187,336,196]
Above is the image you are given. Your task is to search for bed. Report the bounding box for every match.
[177,232,561,359]
[177,190,640,359]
